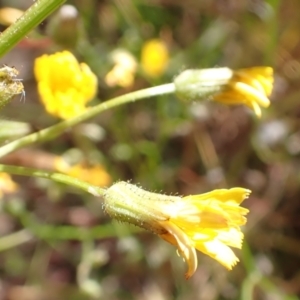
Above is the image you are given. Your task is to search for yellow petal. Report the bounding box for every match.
[215,227,244,249]
[160,221,198,279]
[191,227,243,249]
[248,99,262,117]
[232,81,270,108]
[196,239,239,270]
[184,188,251,205]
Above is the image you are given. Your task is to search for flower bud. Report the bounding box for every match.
[47,5,80,48]
[174,68,233,101]
[103,181,250,278]
[103,181,180,234]
[174,67,273,117]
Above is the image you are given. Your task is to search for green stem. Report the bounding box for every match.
[0,164,105,196]
[0,0,66,58]
[0,229,33,252]
[0,83,175,157]
[4,198,140,242]
[8,204,140,241]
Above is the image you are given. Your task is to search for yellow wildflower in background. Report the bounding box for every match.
[105,50,137,88]
[175,67,273,117]
[103,181,250,279]
[141,39,169,77]
[34,51,98,119]
[0,172,18,197]
[54,157,111,187]
[0,7,24,26]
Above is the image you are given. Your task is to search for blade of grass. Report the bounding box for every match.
[0,0,66,57]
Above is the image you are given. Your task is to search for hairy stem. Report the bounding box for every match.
[0,83,175,157]
[0,164,105,196]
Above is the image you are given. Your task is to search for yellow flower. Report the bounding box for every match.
[0,172,18,197]
[54,157,111,187]
[159,188,249,279]
[174,67,273,117]
[103,181,250,279]
[105,50,137,88]
[34,51,98,119]
[0,7,24,26]
[141,39,169,77]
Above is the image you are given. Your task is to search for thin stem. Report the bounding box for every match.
[4,197,141,242]
[0,0,66,57]
[0,229,33,252]
[0,83,175,157]
[8,205,140,240]
[0,164,105,196]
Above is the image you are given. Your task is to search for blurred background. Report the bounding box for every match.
[0,0,299,299]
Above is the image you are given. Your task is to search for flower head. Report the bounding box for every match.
[103,181,250,278]
[105,49,137,88]
[141,39,169,78]
[34,51,98,119]
[54,157,111,187]
[174,67,273,117]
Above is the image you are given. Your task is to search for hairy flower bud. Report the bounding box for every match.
[174,67,273,117]
[103,181,180,235]
[103,181,250,278]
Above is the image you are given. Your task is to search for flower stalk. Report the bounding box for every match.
[0,65,273,158]
[0,164,105,196]
[0,83,175,158]
[0,0,66,58]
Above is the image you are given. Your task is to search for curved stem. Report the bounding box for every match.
[0,164,105,196]
[0,83,175,157]
[0,0,66,58]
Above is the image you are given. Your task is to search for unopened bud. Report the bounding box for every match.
[47,5,80,48]
[174,68,233,101]
[103,181,180,234]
